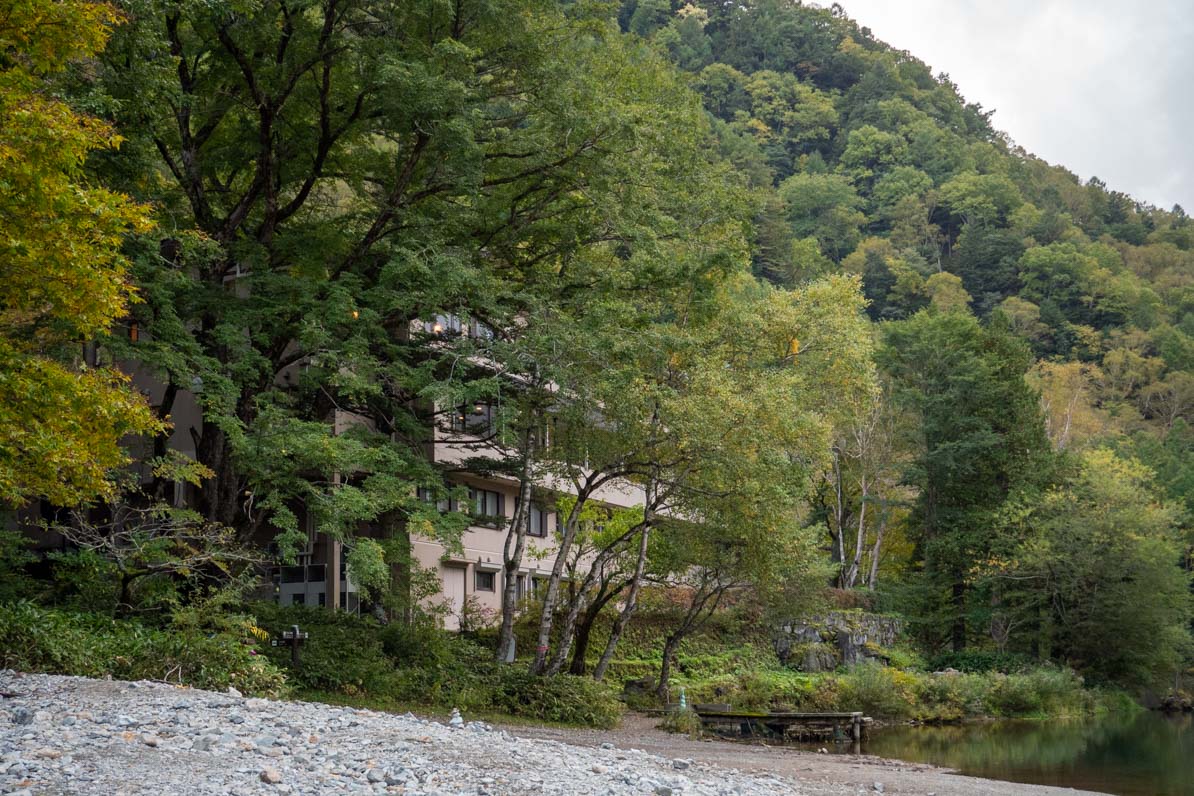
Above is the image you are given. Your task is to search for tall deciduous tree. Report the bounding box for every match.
[0,0,158,506]
[95,0,746,582]
[988,450,1191,687]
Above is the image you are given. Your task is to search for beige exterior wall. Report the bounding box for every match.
[415,423,643,631]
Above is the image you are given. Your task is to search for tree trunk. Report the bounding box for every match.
[530,493,586,673]
[593,523,651,681]
[496,424,536,663]
[567,582,616,675]
[568,608,598,675]
[544,521,644,675]
[655,632,681,702]
[544,567,596,675]
[829,447,847,587]
[866,509,887,590]
[118,571,134,617]
[196,420,241,529]
[844,472,867,588]
[149,382,180,503]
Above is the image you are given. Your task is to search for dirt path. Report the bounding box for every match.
[512,713,1109,796]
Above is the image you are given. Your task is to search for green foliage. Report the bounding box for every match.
[836,663,919,718]
[0,529,35,602]
[673,659,1101,721]
[43,548,121,610]
[490,670,623,729]
[880,309,1052,651]
[7,0,1185,709]
[986,449,1193,689]
[0,0,160,507]
[252,604,394,696]
[658,707,703,737]
[0,601,286,696]
[982,668,1092,718]
[250,604,622,726]
[928,650,1035,674]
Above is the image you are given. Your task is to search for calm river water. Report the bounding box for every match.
[848,712,1193,795]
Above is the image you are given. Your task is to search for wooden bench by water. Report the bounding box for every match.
[693,706,872,745]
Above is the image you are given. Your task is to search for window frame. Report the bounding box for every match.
[469,487,504,527]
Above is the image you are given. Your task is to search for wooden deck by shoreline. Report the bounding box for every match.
[693,707,872,743]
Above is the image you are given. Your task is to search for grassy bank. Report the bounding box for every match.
[0,601,623,728]
[0,600,1134,728]
[595,609,1134,722]
[671,658,1133,721]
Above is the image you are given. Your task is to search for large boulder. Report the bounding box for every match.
[773,611,904,670]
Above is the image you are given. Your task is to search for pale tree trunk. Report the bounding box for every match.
[530,492,588,674]
[843,472,868,588]
[544,519,645,675]
[495,423,536,663]
[828,447,847,586]
[593,520,652,681]
[533,406,662,675]
[866,509,887,590]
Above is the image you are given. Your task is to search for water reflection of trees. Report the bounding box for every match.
[865,713,1193,795]
[868,718,1114,769]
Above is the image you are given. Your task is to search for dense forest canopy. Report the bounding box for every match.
[1,0,1190,695]
[619,0,1192,679]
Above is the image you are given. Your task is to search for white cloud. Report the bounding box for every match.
[840,0,1194,211]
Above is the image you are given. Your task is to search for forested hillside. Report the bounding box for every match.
[625,0,1193,681]
[0,0,1189,710]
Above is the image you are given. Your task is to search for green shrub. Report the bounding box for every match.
[882,645,927,671]
[986,672,1045,715]
[0,601,286,696]
[834,663,919,718]
[915,671,989,720]
[490,669,622,728]
[658,708,702,737]
[984,668,1089,717]
[380,621,457,669]
[251,603,393,695]
[386,638,497,710]
[43,549,120,611]
[0,531,35,602]
[929,650,1035,674]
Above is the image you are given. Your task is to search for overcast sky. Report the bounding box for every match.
[838,0,1194,212]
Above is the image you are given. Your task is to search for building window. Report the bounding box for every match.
[449,402,495,435]
[475,570,496,592]
[431,313,463,336]
[420,486,463,513]
[469,319,495,340]
[469,487,504,526]
[529,504,551,538]
[513,497,553,538]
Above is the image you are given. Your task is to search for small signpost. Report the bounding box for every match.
[273,624,309,669]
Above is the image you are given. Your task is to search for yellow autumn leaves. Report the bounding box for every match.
[0,0,160,506]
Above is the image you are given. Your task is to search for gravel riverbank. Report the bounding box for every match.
[0,671,1106,796]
